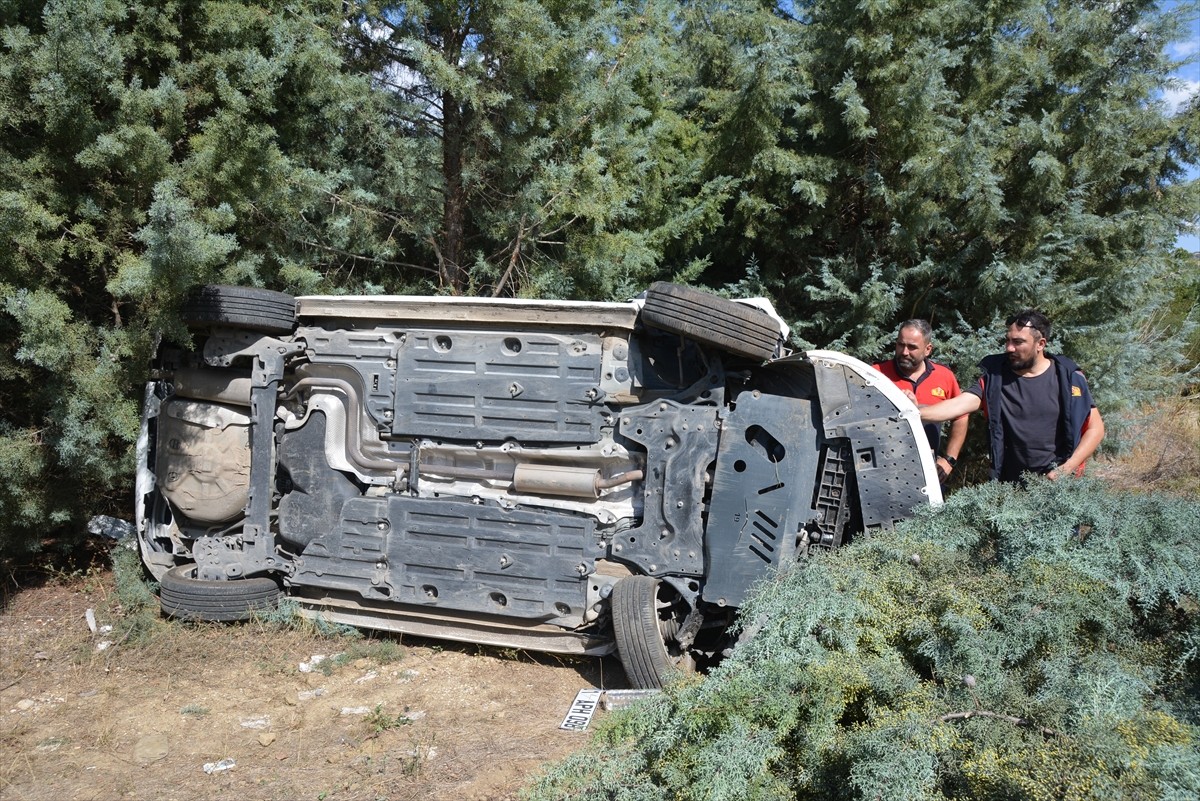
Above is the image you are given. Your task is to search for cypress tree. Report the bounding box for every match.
[346,0,717,299]
[1,0,1196,560]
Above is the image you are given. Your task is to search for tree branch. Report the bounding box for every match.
[937,709,1059,738]
[491,214,526,297]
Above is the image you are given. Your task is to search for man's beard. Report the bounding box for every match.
[1008,353,1035,371]
[896,355,919,371]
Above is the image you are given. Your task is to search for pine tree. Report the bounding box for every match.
[682,0,1198,383]
[0,0,389,558]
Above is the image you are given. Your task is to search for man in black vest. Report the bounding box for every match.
[918,310,1105,482]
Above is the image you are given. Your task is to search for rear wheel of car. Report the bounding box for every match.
[641,282,782,361]
[159,564,281,622]
[611,576,697,689]
[181,285,296,334]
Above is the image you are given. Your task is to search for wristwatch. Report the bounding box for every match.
[940,454,957,467]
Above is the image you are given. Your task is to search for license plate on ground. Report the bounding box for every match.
[559,688,603,731]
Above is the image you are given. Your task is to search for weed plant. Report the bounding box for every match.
[526,479,1200,801]
[108,541,166,647]
[251,598,365,640]
[317,639,408,675]
[365,703,413,733]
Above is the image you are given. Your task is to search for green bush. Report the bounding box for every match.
[526,480,1200,800]
[108,541,166,647]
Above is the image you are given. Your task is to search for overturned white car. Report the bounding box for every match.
[134,283,939,687]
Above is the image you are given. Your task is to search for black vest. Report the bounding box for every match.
[978,353,1091,481]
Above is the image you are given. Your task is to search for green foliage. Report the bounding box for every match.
[346,0,719,299]
[0,0,388,560]
[248,598,366,641]
[365,703,413,733]
[525,480,1200,800]
[251,597,310,630]
[110,542,158,612]
[108,539,167,647]
[699,0,1197,407]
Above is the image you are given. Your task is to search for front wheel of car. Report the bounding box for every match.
[159,564,281,622]
[611,576,697,689]
[641,282,782,362]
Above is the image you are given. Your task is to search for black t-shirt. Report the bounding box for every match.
[998,368,1061,480]
[967,364,1066,481]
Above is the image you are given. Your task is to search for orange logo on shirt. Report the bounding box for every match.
[1071,386,1082,397]
[931,388,946,398]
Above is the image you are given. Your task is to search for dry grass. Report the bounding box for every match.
[1092,397,1200,495]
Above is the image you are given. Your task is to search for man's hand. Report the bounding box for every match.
[1049,408,1106,480]
[902,388,918,405]
[1047,463,1074,481]
[936,456,954,483]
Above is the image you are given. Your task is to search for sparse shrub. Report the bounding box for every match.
[344,638,405,666]
[311,615,363,640]
[396,734,435,777]
[108,542,165,647]
[250,598,309,630]
[250,599,367,641]
[1094,398,1200,496]
[319,638,407,675]
[110,543,157,612]
[525,479,1200,801]
[365,703,412,733]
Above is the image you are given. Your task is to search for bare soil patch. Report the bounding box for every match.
[0,567,622,801]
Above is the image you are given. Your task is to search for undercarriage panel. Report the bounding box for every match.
[293,496,599,626]
[391,329,608,444]
[702,389,823,607]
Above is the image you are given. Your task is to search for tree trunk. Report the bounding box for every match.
[440,91,468,293]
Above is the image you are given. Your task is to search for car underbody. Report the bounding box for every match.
[134,284,940,688]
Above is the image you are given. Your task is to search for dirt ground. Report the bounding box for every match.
[0,566,623,801]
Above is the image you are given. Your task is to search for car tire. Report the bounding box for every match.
[181,285,296,334]
[611,575,697,689]
[159,564,281,622]
[641,282,781,361]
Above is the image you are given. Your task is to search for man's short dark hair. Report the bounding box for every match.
[897,319,932,343]
[1006,309,1051,341]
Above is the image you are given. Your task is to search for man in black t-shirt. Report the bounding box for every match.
[917,310,1105,482]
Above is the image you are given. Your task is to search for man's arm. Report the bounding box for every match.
[942,413,968,460]
[1050,407,1105,480]
[934,413,968,481]
[919,392,981,423]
